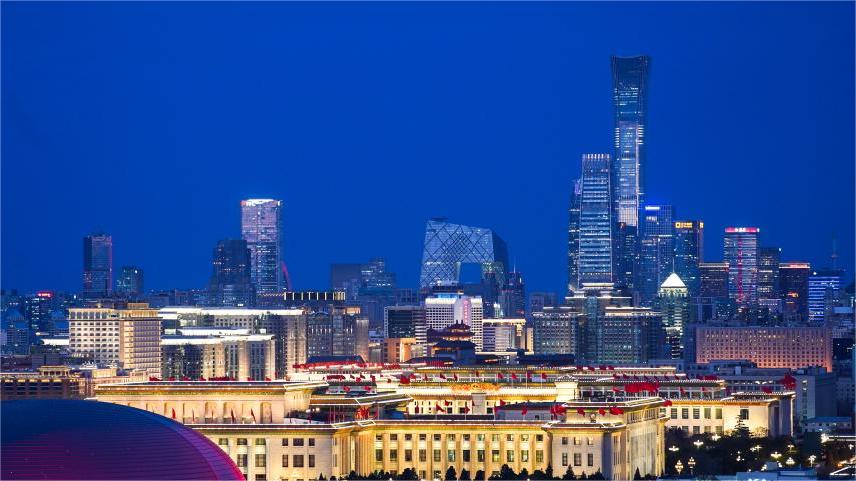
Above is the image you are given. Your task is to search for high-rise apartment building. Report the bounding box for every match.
[241,199,284,294]
[83,233,113,298]
[208,239,255,307]
[673,221,704,297]
[69,303,161,375]
[780,262,810,321]
[809,269,843,323]
[419,219,508,289]
[637,205,675,305]
[723,227,760,306]
[574,153,613,287]
[116,266,144,298]
[611,55,649,289]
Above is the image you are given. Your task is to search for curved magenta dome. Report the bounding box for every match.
[1,399,243,480]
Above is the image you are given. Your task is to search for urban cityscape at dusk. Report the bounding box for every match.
[1,2,854,481]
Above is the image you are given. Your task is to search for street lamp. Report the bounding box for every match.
[808,454,817,466]
[693,440,704,449]
[711,434,721,441]
[675,460,684,476]
[688,457,696,476]
[771,451,782,460]
[750,445,762,453]
[785,457,795,467]
[668,445,680,452]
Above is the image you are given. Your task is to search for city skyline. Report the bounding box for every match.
[3,2,854,295]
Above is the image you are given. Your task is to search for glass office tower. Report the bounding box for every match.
[723,227,760,306]
[611,55,649,289]
[241,199,284,294]
[636,205,675,306]
[808,269,842,323]
[757,247,781,301]
[419,219,509,289]
[577,154,613,286]
[567,179,581,294]
[83,233,113,298]
[673,221,704,297]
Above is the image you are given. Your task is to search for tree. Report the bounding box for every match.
[562,466,576,480]
[544,465,553,480]
[399,468,419,480]
[588,470,605,480]
[348,471,360,481]
[530,469,546,480]
[500,465,517,480]
[634,468,642,480]
[460,468,471,481]
[319,474,326,481]
[474,470,486,481]
[445,466,458,481]
[519,468,529,480]
[732,415,751,438]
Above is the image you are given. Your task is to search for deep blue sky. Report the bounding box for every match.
[2,2,854,295]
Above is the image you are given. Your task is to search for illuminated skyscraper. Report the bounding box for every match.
[419,219,508,289]
[724,227,760,306]
[673,221,704,296]
[567,179,581,294]
[757,247,781,301]
[611,55,649,289]
[808,269,842,323]
[241,199,284,294]
[576,153,613,286]
[699,262,729,299]
[83,233,113,298]
[780,262,810,321]
[637,204,674,305]
[657,273,688,359]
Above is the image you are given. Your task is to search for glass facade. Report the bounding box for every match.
[116,265,144,298]
[83,233,113,298]
[611,55,649,228]
[757,247,781,301]
[723,227,760,306]
[611,56,649,292]
[577,154,613,286]
[636,205,675,305]
[208,239,255,307]
[241,199,284,294]
[673,221,704,297]
[779,262,810,321]
[419,219,508,289]
[808,269,842,323]
[567,179,581,294]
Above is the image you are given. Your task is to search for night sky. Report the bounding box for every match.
[2,2,854,295]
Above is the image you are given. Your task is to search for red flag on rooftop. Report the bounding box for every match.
[171,408,176,420]
[435,404,444,413]
[497,372,505,379]
[521,405,528,416]
[251,409,256,422]
[499,399,506,406]
[577,408,585,416]
[609,407,624,415]
[230,410,236,423]
[463,405,470,414]
[663,400,673,406]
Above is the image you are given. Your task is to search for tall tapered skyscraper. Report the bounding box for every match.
[611,55,649,289]
[83,233,113,298]
[241,199,284,294]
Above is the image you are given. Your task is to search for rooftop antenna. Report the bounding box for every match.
[831,235,838,270]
